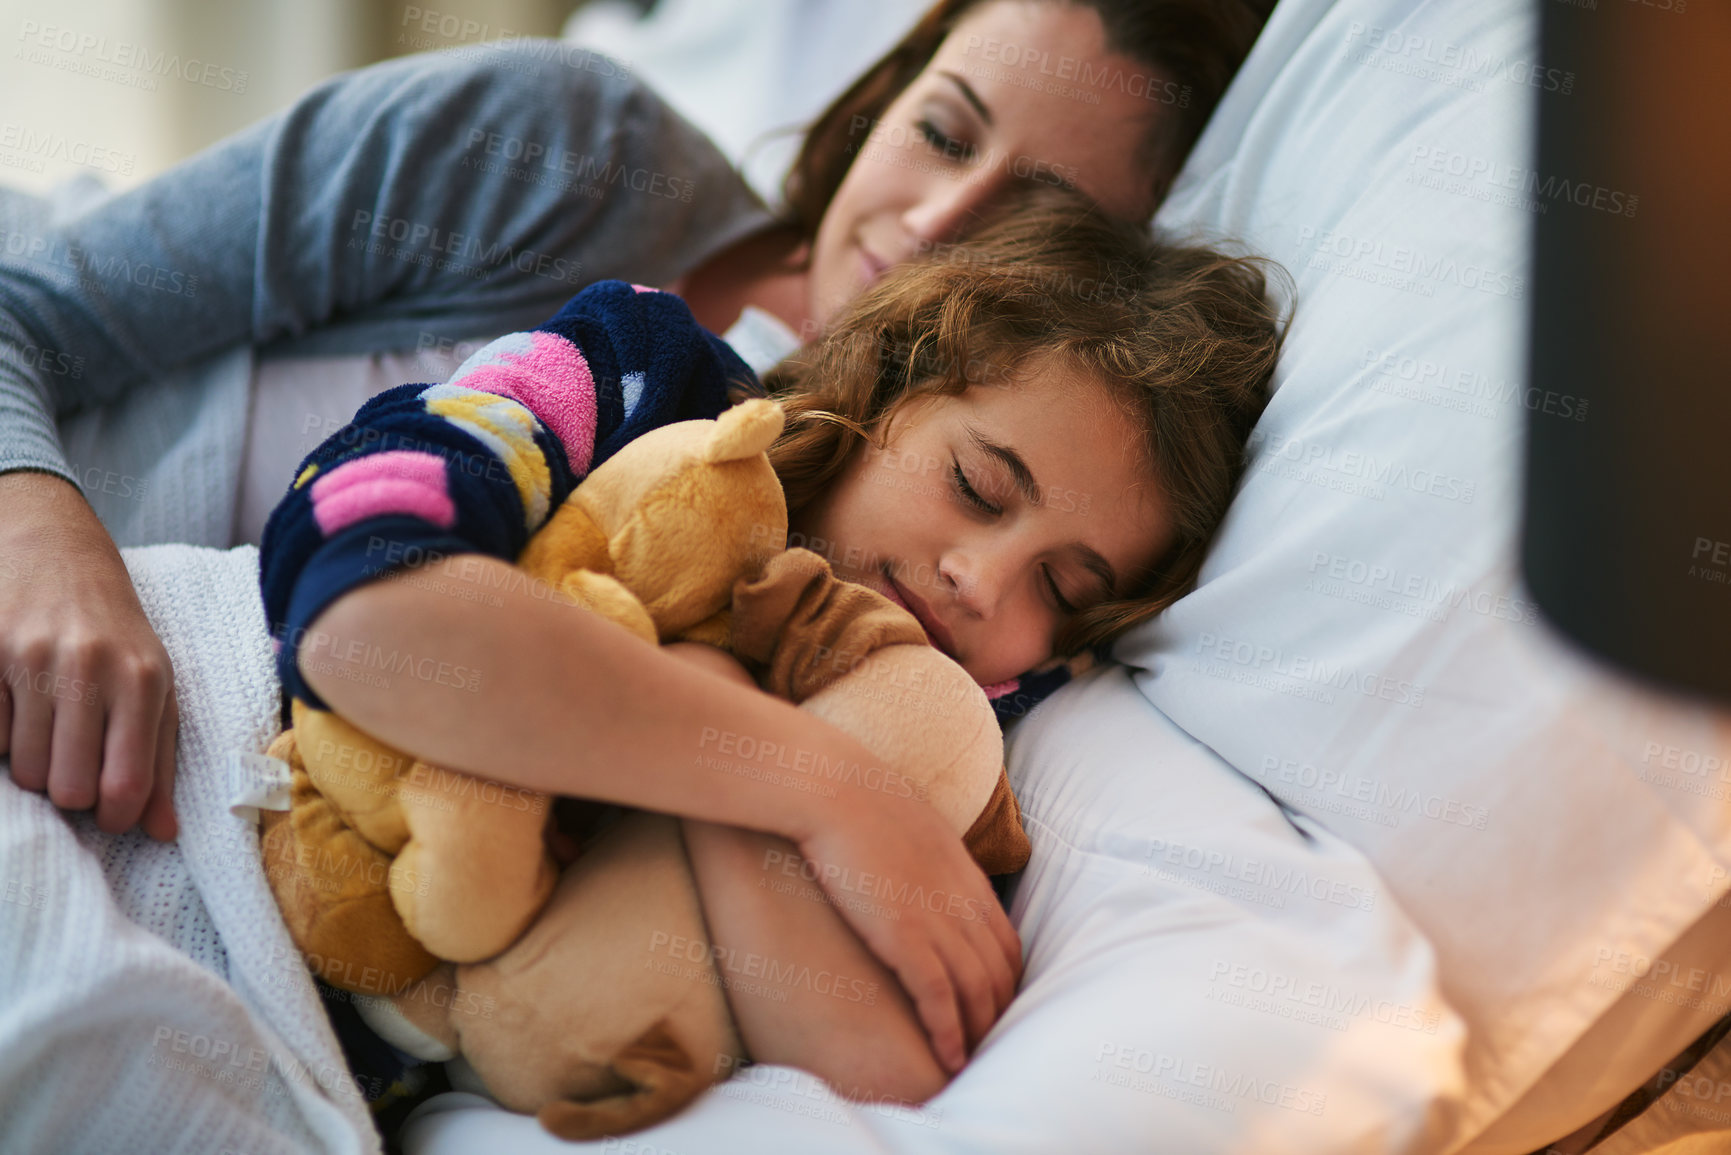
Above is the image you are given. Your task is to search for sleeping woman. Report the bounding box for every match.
[260,189,1283,1119]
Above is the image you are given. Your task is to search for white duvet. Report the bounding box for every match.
[0,544,376,1154]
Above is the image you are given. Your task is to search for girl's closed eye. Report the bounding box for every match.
[771,195,1280,690]
[950,457,1081,614]
[950,457,999,514]
[1044,569,1080,615]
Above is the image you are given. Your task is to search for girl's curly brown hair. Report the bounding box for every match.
[763,188,1288,661]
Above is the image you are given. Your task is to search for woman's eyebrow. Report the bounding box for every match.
[965,424,1118,596]
[937,71,994,126]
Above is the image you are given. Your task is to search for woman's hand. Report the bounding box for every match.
[792,787,1023,1075]
[0,472,178,840]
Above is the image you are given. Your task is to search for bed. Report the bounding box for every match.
[401,0,1731,1150]
[6,0,1729,1152]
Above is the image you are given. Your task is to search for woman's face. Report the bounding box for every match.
[808,0,1171,325]
[787,354,1174,688]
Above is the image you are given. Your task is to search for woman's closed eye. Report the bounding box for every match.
[950,459,1081,614]
[916,118,977,163]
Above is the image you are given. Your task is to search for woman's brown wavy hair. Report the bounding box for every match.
[764,188,1288,661]
[780,0,1274,241]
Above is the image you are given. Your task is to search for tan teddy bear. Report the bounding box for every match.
[259,397,1028,1138]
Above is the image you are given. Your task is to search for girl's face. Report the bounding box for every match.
[788,354,1174,688]
[808,0,1170,325]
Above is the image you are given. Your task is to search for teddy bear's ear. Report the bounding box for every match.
[701,398,785,464]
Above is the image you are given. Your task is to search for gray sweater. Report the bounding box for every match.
[0,37,773,494]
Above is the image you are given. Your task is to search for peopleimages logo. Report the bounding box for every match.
[1192,631,1426,709]
[1296,225,1525,300]
[1343,22,1575,94]
[15,20,249,92]
[1250,429,1477,505]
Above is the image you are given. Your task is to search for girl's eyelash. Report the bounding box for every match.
[951,458,1079,614]
[1045,568,1078,615]
[916,119,976,161]
[951,459,1000,515]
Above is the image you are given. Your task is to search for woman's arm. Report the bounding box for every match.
[0,37,771,838]
[0,39,767,479]
[301,552,1020,1073]
[0,471,177,839]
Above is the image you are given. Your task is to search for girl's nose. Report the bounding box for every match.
[940,548,1005,621]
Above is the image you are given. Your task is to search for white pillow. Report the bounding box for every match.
[1127,0,1731,1148]
[562,0,930,202]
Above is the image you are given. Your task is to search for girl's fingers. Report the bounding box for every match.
[969,911,1019,1026]
[140,686,179,842]
[900,944,968,1073]
[96,662,166,835]
[986,902,1023,986]
[943,934,1000,1054]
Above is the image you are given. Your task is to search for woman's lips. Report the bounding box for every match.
[858,247,889,287]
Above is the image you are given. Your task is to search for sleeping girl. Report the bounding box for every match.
[257,191,1284,1125]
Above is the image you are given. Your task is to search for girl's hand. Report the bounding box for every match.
[0,472,179,840]
[793,791,1023,1075]
[662,638,1023,1073]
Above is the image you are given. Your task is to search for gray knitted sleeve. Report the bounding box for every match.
[0,38,772,484]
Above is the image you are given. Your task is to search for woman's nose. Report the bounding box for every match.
[900,165,1004,249]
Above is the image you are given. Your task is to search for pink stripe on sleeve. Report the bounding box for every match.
[451,332,600,475]
[309,450,455,537]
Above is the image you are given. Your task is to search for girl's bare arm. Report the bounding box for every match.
[298,552,1020,1072]
[683,818,951,1104]
[662,642,950,1102]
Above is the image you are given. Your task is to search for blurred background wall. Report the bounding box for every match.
[0,0,927,205]
[0,0,589,194]
[0,0,925,203]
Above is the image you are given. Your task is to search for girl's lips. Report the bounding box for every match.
[878,572,911,610]
[880,565,957,659]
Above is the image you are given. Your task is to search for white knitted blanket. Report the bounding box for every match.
[0,544,379,1154]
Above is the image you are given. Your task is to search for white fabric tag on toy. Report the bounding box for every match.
[228,749,293,822]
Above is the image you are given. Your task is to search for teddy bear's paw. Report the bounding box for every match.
[391,831,557,964]
[260,757,440,993]
[264,727,301,770]
[535,1019,711,1141]
[289,700,414,851]
[562,570,659,644]
[354,964,461,1061]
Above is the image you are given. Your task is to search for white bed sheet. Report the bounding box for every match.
[403,665,1464,1154]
